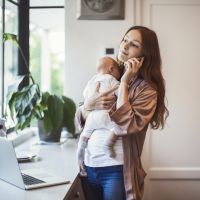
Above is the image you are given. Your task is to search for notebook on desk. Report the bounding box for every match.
[0,137,70,190]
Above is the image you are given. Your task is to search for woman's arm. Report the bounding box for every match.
[116,82,129,109]
[117,58,143,109]
[84,82,118,111]
[76,82,118,129]
[110,84,157,136]
[109,57,158,136]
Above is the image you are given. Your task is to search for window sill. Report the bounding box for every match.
[7,127,37,147]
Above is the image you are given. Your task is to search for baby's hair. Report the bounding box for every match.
[97,56,118,72]
[110,57,119,68]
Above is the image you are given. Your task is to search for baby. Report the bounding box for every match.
[77,56,120,176]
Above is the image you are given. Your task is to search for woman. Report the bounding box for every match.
[77,26,169,200]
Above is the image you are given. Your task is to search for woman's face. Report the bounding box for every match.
[118,29,143,62]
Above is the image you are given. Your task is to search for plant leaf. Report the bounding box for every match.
[3,33,19,47]
[7,83,41,130]
[14,84,38,114]
[41,92,50,107]
[6,75,26,103]
[62,96,76,135]
[43,95,64,132]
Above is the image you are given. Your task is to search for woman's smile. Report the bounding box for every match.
[119,50,128,56]
[118,50,128,61]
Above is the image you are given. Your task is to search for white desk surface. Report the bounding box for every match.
[0,136,79,200]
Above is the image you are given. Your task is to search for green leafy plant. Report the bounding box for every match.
[4,33,76,136]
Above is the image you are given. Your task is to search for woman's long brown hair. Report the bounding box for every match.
[124,26,169,129]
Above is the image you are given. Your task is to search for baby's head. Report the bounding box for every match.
[96,56,121,80]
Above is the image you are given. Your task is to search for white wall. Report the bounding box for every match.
[65,0,136,104]
[142,0,200,199]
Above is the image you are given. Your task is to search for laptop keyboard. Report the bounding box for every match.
[22,173,45,185]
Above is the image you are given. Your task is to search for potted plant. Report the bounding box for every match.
[4,33,76,142]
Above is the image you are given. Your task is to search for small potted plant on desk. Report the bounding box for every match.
[4,33,76,142]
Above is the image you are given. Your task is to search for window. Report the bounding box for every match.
[0,0,65,130]
[0,0,19,130]
[4,0,18,103]
[29,4,65,95]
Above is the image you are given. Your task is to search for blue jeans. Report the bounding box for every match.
[83,165,126,200]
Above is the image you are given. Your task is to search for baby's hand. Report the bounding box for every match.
[84,82,118,110]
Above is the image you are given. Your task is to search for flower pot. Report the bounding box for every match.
[38,120,62,142]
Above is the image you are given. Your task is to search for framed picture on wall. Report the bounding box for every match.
[77,0,125,20]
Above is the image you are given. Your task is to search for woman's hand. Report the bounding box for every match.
[84,82,118,111]
[121,57,144,84]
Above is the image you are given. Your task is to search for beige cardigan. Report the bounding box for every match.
[109,77,157,200]
[77,76,157,200]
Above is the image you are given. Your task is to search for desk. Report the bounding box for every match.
[0,135,84,200]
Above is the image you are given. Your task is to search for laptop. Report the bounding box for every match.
[0,137,70,190]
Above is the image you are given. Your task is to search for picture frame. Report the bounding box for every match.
[77,0,125,20]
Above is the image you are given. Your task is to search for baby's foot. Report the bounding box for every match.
[79,164,87,177]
